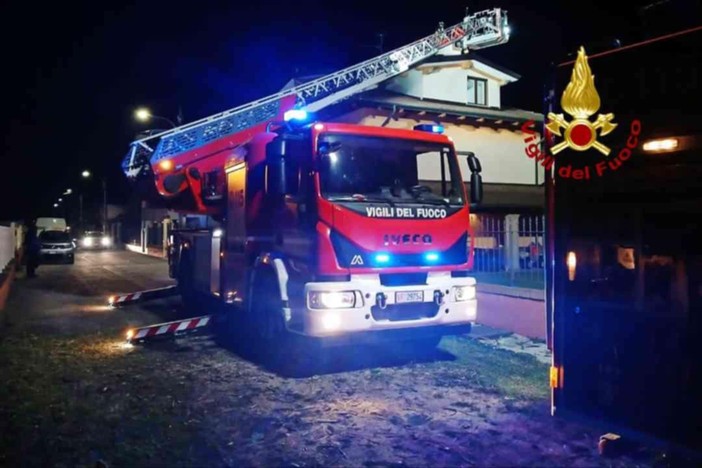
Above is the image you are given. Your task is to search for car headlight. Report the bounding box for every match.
[454,285,476,301]
[83,238,93,247]
[308,291,357,309]
[101,236,111,246]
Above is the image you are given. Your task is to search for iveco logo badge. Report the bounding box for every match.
[351,255,364,265]
[383,234,432,246]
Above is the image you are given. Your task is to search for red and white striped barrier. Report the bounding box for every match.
[108,285,178,307]
[126,315,212,344]
[110,291,142,306]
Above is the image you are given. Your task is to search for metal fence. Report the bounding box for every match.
[471,214,545,289]
[0,224,17,272]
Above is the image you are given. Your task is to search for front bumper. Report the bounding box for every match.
[290,272,476,338]
[39,248,74,259]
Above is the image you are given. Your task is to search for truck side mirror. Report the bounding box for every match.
[465,152,483,205]
[470,173,483,205]
[266,138,287,197]
[466,152,482,173]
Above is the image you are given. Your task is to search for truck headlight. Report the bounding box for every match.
[308,291,357,309]
[454,285,476,301]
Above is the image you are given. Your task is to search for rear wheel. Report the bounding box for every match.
[177,253,198,312]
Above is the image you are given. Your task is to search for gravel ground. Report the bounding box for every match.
[0,330,666,467]
[0,252,672,467]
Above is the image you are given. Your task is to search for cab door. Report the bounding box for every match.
[224,163,247,303]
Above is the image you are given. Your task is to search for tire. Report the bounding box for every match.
[247,270,308,372]
[249,271,287,349]
[177,253,198,312]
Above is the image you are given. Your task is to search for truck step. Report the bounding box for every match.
[108,285,178,308]
[125,315,212,344]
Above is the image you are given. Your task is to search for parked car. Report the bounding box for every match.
[39,230,75,264]
[80,231,112,249]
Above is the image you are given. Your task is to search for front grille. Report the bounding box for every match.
[379,273,427,286]
[371,302,439,322]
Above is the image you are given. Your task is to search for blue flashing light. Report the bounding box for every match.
[374,253,390,263]
[413,123,444,134]
[424,252,440,262]
[283,109,308,122]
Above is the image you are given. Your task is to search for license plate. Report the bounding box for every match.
[395,290,424,304]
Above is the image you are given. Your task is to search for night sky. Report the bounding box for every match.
[2,0,699,221]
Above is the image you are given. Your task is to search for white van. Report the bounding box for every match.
[36,217,67,234]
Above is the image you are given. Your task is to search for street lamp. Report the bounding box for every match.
[53,203,59,208]
[58,198,63,202]
[134,107,177,128]
[81,169,108,233]
[64,188,72,195]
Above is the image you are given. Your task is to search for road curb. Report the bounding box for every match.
[125,243,166,259]
[0,260,17,321]
[476,282,544,301]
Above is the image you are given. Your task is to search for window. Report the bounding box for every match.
[317,134,465,206]
[467,77,487,106]
[39,231,71,242]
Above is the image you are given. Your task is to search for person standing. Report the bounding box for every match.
[24,220,40,278]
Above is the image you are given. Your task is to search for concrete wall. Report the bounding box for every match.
[476,284,546,340]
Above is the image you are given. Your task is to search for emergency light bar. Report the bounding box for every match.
[284,109,310,122]
[414,124,444,134]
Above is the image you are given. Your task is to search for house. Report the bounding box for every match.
[321,46,545,215]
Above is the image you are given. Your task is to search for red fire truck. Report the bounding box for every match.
[170,118,483,349]
[120,8,511,350]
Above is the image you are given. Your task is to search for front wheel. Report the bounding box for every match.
[249,272,288,351]
[247,271,314,374]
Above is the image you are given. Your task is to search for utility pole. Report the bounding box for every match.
[102,178,107,233]
[79,194,84,232]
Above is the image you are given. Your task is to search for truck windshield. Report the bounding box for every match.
[317,133,465,205]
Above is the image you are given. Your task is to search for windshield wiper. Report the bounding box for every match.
[411,193,451,207]
[327,195,396,207]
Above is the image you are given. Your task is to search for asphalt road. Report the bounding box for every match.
[5,249,177,337]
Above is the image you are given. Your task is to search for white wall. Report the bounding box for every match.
[386,71,423,100]
[385,61,512,108]
[0,225,16,271]
[342,112,543,185]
